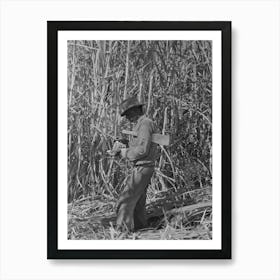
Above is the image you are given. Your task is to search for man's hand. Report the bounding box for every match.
[107,141,126,157]
[113,141,126,151]
[114,137,129,147]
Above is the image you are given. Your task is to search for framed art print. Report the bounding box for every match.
[47,21,231,259]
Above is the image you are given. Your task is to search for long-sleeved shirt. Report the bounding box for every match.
[123,115,158,166]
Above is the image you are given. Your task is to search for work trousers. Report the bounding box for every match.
[116,165,154,231]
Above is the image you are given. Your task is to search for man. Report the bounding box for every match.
[115,96,158,231]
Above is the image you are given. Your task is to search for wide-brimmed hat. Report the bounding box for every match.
[119,96,144,116]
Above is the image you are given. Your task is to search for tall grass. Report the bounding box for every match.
[67,40,213,239]
[67,40,212,205]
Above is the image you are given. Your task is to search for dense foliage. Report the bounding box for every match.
[67,40,212,205]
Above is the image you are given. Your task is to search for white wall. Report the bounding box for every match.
[0,0,279,279]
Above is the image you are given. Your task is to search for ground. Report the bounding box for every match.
[68,186,212,240]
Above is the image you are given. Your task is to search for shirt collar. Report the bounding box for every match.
[134,115,146,130]
[137,115,146,125]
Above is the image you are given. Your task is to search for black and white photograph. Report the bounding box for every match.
[48,21,231,259]
[67,39,213,240]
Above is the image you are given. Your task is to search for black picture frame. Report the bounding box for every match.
[47,21,231,259]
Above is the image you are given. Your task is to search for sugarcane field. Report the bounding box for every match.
[67,40,212,240]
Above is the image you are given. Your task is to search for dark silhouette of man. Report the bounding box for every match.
[115,96,158,231]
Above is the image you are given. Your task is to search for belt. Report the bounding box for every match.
[134,162,155,168]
